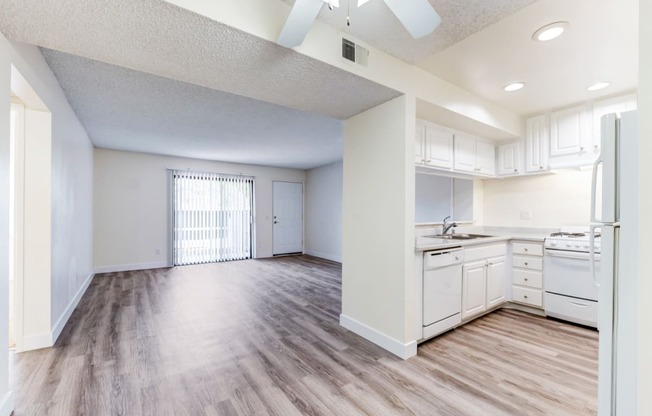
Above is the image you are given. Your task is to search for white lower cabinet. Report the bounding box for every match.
[461,243,507,321]
[462,261,487,320]
[486,256,507,308]
[510,241,544,308]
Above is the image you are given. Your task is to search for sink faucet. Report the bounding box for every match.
[442,216,457,235]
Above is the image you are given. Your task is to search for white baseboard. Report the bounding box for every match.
[339,314,417,360]
[94,261,169,274]
[304,249,342,263]
[51,271,94,344]
[21,332,52,352]
[0,391,13,416]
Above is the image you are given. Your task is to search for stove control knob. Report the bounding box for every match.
[574,243,581,248]
[583,243,590,249]
[550,241,558,247]
[566,242,572,248]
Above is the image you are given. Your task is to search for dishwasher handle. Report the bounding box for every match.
[424,248,464,269]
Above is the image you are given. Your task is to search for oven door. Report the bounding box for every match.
[543,249,600,301]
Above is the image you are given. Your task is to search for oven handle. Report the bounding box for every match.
[544,249,600,261]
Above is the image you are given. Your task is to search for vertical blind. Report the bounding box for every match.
[173,170,253,265]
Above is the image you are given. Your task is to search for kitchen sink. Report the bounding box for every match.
[423,233,493,240]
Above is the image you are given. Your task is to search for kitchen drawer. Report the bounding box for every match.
[513,256,543,271]
[512,242,543,257]
[512,286,543,308]
[464,243,507,262]
[512,269,543,289]
[544,292,597,328]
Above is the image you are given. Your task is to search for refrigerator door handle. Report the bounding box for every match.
[591,154,603,224]
[590,223,601,287]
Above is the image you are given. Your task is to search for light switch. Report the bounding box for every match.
[520,210,532,220]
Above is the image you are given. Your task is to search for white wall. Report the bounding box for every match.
[0,35,94,414]
[481,170,594,227]
[305,161,342,262]
[93,149,305,271]
[341,95,416,358]
[638,0,651,413]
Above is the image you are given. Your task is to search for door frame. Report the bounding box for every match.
[272,181,304,256]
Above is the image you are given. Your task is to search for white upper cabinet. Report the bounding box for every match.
[525,114,549,173]
[415,122,427,164]
[415,120,454,170]
[497,141,520,176]
[416,119,492,176]
[425,128,454,169]
[454,134,496,176]
[549,104,591,157]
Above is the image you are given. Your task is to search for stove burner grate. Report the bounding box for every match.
[549,232,587,238]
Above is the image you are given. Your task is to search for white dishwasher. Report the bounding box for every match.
[423,247,464,339]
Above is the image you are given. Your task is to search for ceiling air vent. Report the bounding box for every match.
[342,38,368,67]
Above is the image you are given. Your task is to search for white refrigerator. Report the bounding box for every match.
[591,110,638,415]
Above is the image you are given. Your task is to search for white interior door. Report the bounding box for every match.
[273,181,303,255]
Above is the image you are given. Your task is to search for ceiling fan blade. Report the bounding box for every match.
[383,0,441,39]
[277,0,324,48]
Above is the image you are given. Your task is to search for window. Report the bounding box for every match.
[172,171,253,265]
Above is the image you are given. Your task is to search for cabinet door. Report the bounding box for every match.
[454,134,477,173]
[498,142,520,176]
[475,141,496,176]
[525,114,548,172]
[415,122,426,164]
[486,256,507,309]
[425,128,454,169]
[549,105,588,156]
[462,260,487,320]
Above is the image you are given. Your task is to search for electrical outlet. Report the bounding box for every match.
[520,210,532,220]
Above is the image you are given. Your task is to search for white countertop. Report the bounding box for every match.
[415,226,553,252]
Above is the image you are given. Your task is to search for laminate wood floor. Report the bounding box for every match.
[11,256,598,415]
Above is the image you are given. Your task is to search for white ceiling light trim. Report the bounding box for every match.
[587,82,610,91]
[358,0,371,5]
[532,21,569,41]
[504,82,525,92]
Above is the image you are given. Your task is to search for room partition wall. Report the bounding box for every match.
[172,170,253,265]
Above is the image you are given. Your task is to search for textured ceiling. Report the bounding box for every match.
[283,0,537,63]
[0,0,400,120]
[40,49,344,169]
[417,0,639,115]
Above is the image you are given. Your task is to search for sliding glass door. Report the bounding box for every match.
[172,171,253,265]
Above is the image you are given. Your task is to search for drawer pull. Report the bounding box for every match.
[524,248,528,252]
[524,262,529,266]
[524,295,529,299]
[524,278,529,281]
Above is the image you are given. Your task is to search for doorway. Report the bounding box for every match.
[272,181,303,255]
[172,170,253,265]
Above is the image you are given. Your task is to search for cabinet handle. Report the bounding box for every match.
[524,295,529,299]
[524,262,529,266]
[524,248,528,252]
[539,166,543,170]
[421,159,426,163]
[427,159,431,163]
[524,278,529,281]
[514,169,518,173]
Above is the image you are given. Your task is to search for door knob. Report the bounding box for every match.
[274,221,278,224]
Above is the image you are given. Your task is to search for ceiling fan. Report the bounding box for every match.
[277,0,442,48]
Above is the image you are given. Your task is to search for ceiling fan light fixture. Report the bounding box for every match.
[323,0,339,8]
[532,21,569,42]
[358,0,372,6]
[504,82,525,92]
[587,82,610,91]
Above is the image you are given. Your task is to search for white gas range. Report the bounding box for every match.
[543,227,600,328]
[544,228,601,253]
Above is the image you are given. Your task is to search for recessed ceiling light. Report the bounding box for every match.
[587,82,610,91]
[504,82,525,92]
[532,22,569,42]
